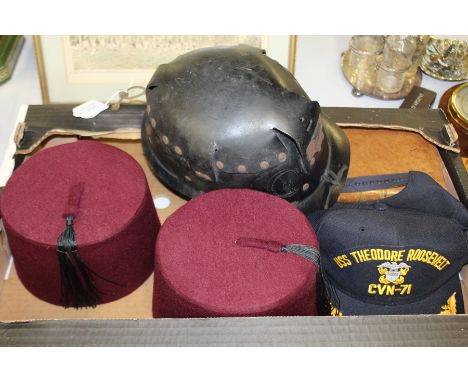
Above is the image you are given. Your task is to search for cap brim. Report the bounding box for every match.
[332,273,464,316]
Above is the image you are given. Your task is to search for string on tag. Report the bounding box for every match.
[108,86,146,111]
[72,86,146,119]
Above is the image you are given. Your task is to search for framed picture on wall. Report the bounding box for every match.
[34,35,297,103]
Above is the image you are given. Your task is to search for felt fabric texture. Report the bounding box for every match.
[153,189,318,318]
[0,140,160,306]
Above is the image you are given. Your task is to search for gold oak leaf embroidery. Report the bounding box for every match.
[440,292,457,315]
[330,305,343,316]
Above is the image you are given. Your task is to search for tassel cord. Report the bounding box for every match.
[57,215,102,308]
[236,236,341,316]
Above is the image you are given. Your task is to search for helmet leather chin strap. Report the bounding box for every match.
[294,115,350,212]
[321,166,349,209]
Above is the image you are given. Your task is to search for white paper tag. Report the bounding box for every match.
[72,100,109,119]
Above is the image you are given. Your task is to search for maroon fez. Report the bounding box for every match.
[0,140,160,308]
[153,189,319,318]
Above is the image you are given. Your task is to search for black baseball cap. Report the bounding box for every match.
[309,171,468,316]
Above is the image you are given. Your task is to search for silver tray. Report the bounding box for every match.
[341,49,422,100]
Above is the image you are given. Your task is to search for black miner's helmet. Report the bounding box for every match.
[142,45,350,212]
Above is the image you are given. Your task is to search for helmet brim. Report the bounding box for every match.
[142,113,350,212]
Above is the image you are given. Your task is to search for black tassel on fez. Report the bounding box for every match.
[236,237,341,316]
[56,182,101,308]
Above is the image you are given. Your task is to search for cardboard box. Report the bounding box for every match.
[1,106,468,346]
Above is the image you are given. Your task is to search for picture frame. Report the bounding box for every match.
[33,35,297,104]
